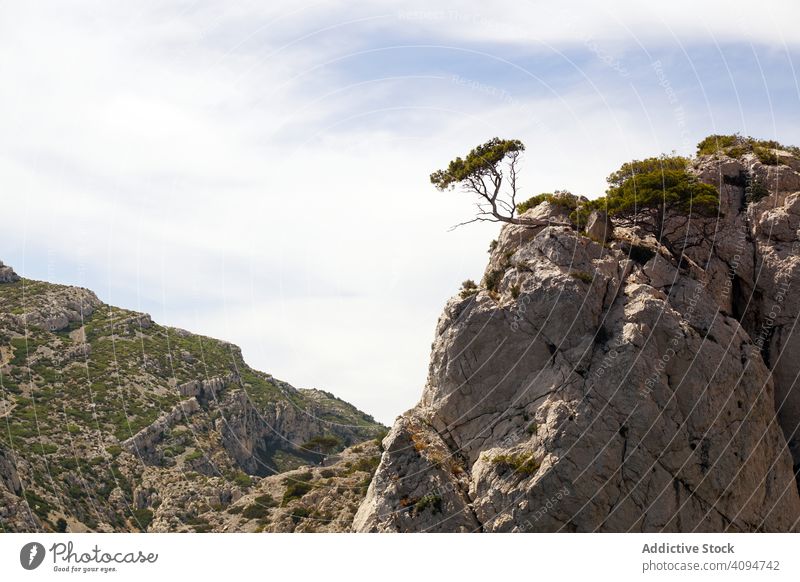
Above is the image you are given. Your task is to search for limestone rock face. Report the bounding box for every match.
[0,262,19,284]
[0,446,39,531]
[356,152,800,532]
[585,210,613,242]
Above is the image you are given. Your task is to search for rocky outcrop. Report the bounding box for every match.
[191,441,383,533]
[0,445,39,532]
[122,397,202,460]
[178,373,239,402]
[0,261,19,284]
[20,286,100,332]
[220,389,380,476]
[356,151,800,532]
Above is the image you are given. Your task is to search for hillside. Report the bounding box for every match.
[0,270,385,532]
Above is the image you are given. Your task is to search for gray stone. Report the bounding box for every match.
[585,210,613,242]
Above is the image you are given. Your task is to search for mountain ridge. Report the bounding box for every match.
[0,268,385,532]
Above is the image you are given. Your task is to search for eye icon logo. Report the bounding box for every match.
[20,542,46,570]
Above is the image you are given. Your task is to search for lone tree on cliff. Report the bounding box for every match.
[431,138,534,228]
[598,155,719,256]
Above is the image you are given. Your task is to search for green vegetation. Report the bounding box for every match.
[414,494,443,515]
[374,428,389,452]
[282,481,313,504]
[459,279,478,299]
[242,494,278,520]
[185,449,204,462]
[342,455,380,476]
[745,175,771,204]
[484,268,504,293]
[490,451,541,476]
[570,271,593,284]
[516,190,579,214]
[232,472,253,488]
[577,156,718,256]
[431,138,528,227]
[301,434,342,454]
[696,134,800,163]
[0,270,385,532]
[290,506,311,524]
[131,508,153,531]
[603,157,718,245]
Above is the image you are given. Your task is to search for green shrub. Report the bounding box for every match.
[517,190,579,214]
[290,506,311,524]
[753,145,779,165]
[490,452,541,476]
[414,494,443,515]
[570,271,593,284]
[745,175,770,203]
[242,503,270,520]
[374,428,389,451]
[696,134,740,156]
[282,481,313,504]
[459,279,478,299]
[483,269,504,292]
[301,434,341,454]
[185,449,204,462]
[346,455,380,475]
[696,133,800,161]
[132,508,153,531]
[254,493,278,508]
[231,471,252,488]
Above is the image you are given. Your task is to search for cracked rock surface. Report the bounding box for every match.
[355,153,800,532]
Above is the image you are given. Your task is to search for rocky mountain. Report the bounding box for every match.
[0,271,385,532]
[5,135,800,535]
[355,136,800,532]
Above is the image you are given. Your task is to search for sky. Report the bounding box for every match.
[1,0,799,424]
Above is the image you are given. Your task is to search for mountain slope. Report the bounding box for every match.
[0,271,384,532]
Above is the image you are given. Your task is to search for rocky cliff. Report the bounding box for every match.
[355,138,800,532]
[0,270,385,532]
